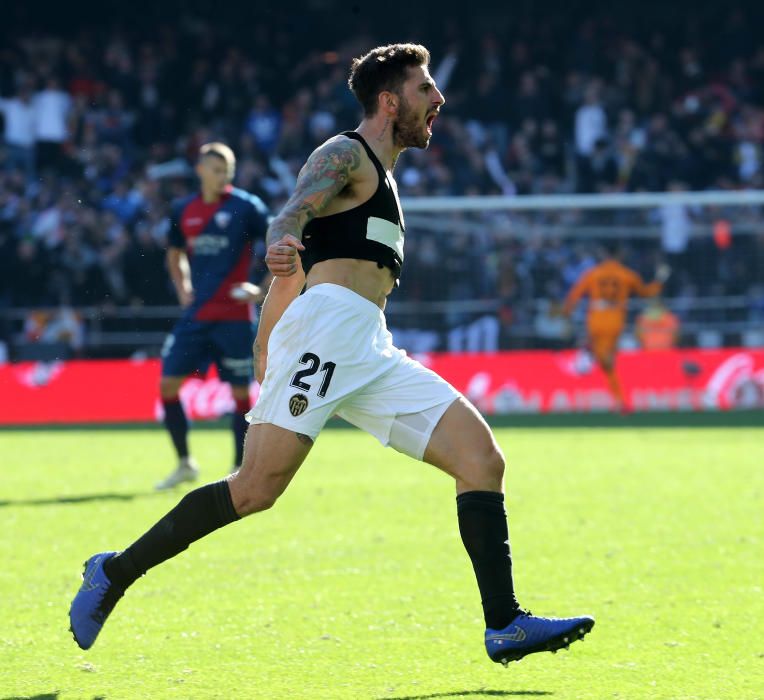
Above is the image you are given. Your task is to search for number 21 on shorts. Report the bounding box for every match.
[289,352,336,398]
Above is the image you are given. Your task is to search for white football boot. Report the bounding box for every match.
[155,457,200,490]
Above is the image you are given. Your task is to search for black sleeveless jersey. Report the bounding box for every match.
[301,131,405,280]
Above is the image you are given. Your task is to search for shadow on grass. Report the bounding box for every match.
[378,691,552,699]
[0,491,158,508]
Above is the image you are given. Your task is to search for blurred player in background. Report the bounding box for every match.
[157,142,269,489]
[563,243,669,411]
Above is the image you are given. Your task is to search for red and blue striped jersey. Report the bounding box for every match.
[168,186,270,321]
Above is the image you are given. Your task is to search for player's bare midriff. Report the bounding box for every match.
[301,136,397,310]
[306,258,395,310]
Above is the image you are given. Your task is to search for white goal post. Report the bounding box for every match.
[402,189,764,212]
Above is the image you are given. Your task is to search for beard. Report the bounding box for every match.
[393,96,430,149]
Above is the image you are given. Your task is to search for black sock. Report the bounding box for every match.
[232,397,249,467]
[103,480,240,590]
[163,398,189,459]
[457,490,521,630]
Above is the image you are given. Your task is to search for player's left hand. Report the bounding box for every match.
[265,234,305,277]
[655,263,672,283]
[229,282,264,304]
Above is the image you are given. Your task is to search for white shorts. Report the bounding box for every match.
[246,283,460,460]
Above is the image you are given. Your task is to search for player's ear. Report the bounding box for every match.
[379,90,398,116]
[194,161,205,179]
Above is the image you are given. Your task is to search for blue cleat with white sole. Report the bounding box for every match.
[485,611,595,665]
[69,551,123,650]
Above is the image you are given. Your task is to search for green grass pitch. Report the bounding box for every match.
[1,424,763,699]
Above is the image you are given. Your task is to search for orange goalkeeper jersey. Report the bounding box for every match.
[563,259,662,335]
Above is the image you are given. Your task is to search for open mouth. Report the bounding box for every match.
[425,112,438,134]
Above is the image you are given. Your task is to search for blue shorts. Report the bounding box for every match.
[161,319,254,386]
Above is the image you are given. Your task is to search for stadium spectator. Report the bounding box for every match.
[574,82,607,158]
[33,76,72,173]
[0,84,36,182]
[0,1,762,356]
[635,298,680,350]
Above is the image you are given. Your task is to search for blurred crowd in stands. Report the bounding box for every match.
[1,1,764,354]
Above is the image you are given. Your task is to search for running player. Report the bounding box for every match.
[156,142,269,488]
[563,244,669,411]
[70,44,593,666]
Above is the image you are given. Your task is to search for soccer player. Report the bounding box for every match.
[156,142,269,489]
[563,244,669,411]
[70,44,593,666]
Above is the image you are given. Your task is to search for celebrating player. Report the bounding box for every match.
[156,142,269,488]
[563,243,669,412]
[70,44,593,666]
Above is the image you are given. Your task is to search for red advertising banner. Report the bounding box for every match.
[418,348,764,413]
[1,348,763,425]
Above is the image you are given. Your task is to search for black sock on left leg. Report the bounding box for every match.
[457,490,521,630]
[103,480,240,590]
[232,397,249,467]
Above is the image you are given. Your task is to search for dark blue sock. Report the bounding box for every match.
[232,397,249,467]
[163,398,189,459]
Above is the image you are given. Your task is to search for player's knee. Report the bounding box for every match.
[159,377,181,399]
[461,441,505,491]
[231,486,280,517]
[484,444,506,483]
[232,387,249,402]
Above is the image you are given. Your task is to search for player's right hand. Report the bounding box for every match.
[265,234,305,277]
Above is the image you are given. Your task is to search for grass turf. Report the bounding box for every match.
[1,425,762,699]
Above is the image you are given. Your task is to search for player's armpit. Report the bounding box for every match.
[265,136,363,246]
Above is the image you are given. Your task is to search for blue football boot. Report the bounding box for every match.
[69,551,123,650]
[485,611,595,665]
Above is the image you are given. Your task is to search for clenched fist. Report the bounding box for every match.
[265,234,305,277]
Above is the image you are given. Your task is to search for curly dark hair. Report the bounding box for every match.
[348,43,431,117]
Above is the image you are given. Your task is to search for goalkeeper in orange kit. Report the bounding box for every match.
[563,245,670,412]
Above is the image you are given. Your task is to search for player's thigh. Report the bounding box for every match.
[423,396,505,494]
[228,422,313,515]
[210,321,255,386]
[591,333,618,367]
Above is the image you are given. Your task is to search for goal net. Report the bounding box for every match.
[388,190,764,355]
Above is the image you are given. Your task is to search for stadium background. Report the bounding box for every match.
[1,0,764,420]
[2,5,763,700]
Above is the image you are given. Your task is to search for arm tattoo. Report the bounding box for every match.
[266,138,362,245]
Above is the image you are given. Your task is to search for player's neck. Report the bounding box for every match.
[201,189,221,204]
[356,118,402,172]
